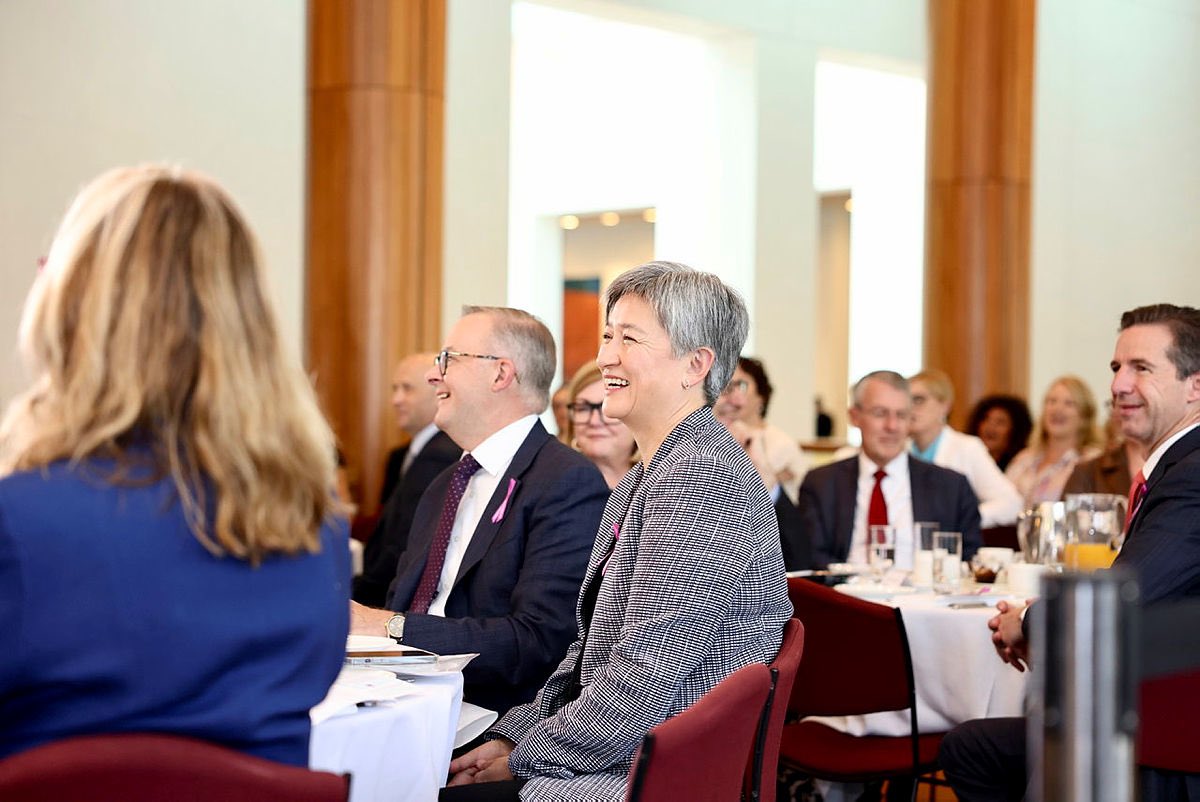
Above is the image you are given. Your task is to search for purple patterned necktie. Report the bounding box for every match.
[408,453,482,614]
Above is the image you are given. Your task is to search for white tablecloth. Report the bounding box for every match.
[310,672,463,802]
[813,590,1028,736]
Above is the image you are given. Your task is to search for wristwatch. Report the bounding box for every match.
[386,613,405,641]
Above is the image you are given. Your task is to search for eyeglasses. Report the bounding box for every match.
[434,349,504,378]
[567,400,617,424]
[856,405,911,423]
[721,379,750,396]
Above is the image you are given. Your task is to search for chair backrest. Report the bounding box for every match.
[1138,667,1200,772]
[626,662,772,802]
[981,525,1019,550]
[786,577,917,719]
[0,733,350,802]
[745,618,806,802]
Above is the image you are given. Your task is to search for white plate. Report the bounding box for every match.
[346,634,400,652]
[835,583,918,600]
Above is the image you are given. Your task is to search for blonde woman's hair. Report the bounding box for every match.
[563,363,604,447]
[1034,375,1102,452]
[0,165,340,562]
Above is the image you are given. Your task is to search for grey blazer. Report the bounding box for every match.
[491,407,792,801]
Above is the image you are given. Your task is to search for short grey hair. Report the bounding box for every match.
[603,261,749,406]
[851,370,910,407]
[462,306,556,412]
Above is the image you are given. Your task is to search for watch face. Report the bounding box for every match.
[386,615,404,640]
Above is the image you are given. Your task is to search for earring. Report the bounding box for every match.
[681,379,690,390]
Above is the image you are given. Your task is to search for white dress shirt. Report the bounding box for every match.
[400,421,441,477]
[427,415,538,616]
[1142,422,1200,480]
[925,426,1024,527]
[849,452,913,566]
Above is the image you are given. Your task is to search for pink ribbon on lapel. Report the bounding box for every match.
[491,478,517,524]
[602,523,621,575]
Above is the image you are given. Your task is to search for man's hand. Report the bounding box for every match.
[988,599,1032,672]
[447,738,516,786]
[349,600,393,635]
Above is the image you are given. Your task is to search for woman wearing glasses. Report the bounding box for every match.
[445,261,791,801]
[561,363,637,489]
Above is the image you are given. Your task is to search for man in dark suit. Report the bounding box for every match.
[941,304,1200,802]
[353,353,462,608]
[798,370,981,569]
[351,307,609,715]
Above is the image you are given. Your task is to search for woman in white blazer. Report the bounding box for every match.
[909,369,1025,527]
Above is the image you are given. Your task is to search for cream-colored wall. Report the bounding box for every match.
[1029,0,1200,413]
[0,0,305,407]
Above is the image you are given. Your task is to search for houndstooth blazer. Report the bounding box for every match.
[490,406,792,801]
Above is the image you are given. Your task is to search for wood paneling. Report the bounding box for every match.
[307,0,445,514]
[925,0,1035,425]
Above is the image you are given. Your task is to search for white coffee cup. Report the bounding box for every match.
[1007,561,1049,598]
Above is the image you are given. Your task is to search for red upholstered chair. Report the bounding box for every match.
[1138,667,1200,772]
[0,733,350,802]
[780,578,942,798]
[745,618,806,802]
[626,662,772,802]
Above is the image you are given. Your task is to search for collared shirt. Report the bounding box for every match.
[427,414,538,616]
[849,451,913,565]
[910,427,945,464]
[400,422,441,478]
[1142,422,1200,481]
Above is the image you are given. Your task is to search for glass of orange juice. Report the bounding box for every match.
[1063,493,1127,572]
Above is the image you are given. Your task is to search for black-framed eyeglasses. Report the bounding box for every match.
[567,400,615,424]
[721,379,750,396]
[434,349,504,378]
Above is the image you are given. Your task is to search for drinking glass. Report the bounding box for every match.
[867,525,896,583]
[1063,493,1127,571]
[911,521,939,587]
[933,531,963,593]
[1018,501,1067,568]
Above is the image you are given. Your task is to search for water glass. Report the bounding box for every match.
[933,531,963,593]
[911,521,939,587]
[867,525,896,582]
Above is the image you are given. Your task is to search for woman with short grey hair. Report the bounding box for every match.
[445,261,791,801]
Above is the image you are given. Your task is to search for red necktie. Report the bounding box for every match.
[408,454,482,614]
[868,468,888,527]
[1124,469,1147,534]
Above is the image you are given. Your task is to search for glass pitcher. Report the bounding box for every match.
[1063,493,1128,571]
[1017,501,1067,568]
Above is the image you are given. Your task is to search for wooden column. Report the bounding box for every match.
[307,0,445,515]
[925,0,1035,426]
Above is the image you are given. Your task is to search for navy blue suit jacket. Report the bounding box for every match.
[1115,425,1200,604]
[353,430,461,607]
[798,454,982,568]
[387,421,608,713]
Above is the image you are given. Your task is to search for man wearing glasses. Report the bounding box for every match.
[351,307,608,716]
[797,370,981,569]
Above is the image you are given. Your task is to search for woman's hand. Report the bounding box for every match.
[446,738,516,786]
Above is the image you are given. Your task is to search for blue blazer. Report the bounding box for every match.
[387,421,609,714]
[0,460,349,766]
[798,455,982,568]
[1115,425,1200,605]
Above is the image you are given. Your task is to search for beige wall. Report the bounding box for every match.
[0,0,305,407]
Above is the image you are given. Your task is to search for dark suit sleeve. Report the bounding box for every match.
[798,472,837,569]
[400,459,609,691]
[954,472,983,561]
[1114,458,1200,605]
[775,491,812,571]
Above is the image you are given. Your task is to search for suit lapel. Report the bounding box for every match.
[389,469,453,608]
[835,459,858,560]
[1129,426,1200,537]
[451,422,550,586]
